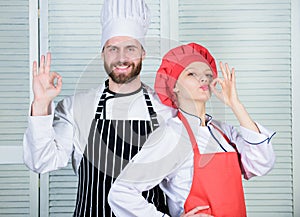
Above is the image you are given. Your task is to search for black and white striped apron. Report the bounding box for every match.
[74,80,169,216]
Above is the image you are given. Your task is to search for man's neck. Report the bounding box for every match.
[108,76,142,94]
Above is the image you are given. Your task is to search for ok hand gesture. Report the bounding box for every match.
[32,52,62,115]
[210,62,240,109]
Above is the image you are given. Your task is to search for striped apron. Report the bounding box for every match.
[74,80,169,217]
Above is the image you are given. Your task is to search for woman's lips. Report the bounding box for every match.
[200,85,209,91]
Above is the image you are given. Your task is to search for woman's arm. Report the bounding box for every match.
[211,62,276,179]
[210,62,259,132]
[109,122,191,216]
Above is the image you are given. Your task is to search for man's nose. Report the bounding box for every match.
[117,50,128,63]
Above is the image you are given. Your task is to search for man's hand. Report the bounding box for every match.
[31,52,62,116]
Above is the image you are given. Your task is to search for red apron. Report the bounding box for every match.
[178,112,247,217]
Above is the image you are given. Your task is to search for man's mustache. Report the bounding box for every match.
[113,61,133,67]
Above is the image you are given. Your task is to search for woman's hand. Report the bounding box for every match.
[180,206,213,217]
[32,52,62,115]
[211,61,259,132]
[210,61,239,109]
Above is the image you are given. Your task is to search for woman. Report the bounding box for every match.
[108,43,276,217]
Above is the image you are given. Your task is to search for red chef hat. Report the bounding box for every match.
[154,43,218,108]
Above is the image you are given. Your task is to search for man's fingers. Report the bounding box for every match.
[45,52,51,74]
[49,72,62,90]
[32,61,37,77]
[55,76,63,91]
[39,55,45,74]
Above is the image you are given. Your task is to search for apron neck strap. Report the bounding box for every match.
[177,111,200,154]
[95,79,159,129]
[142,84,159,130]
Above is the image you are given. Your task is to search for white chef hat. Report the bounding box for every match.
[100,0,151,51]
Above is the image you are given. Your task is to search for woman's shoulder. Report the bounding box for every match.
[140,116,187,154]
[131,116,192,171]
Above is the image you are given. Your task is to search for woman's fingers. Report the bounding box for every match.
[181,206,214,217]
[231,68,236,84]
[220,62,235,82]
[219,61,227,80]
[226,63,235,81]
[185,206,210,216]
[225,63,230,80]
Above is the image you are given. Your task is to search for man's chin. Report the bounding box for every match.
[110,74,138,84]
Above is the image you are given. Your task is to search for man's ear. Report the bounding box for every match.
[141,49,146,60]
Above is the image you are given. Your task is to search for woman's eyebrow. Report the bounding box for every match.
[185,67,212,73]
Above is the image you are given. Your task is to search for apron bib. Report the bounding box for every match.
[74,80,168,217]
[178,112,247,217]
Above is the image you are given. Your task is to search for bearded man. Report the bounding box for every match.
[23,0,175,216]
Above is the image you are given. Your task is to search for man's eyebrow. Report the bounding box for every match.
[125,45,139,48]
[106,44,138,49]
[106,45,118,49]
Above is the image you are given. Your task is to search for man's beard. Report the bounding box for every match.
[104,59,142,84]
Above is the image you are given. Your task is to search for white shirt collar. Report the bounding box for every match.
[179,109,212,127]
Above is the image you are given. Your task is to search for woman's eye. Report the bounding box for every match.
[207,74,213,80]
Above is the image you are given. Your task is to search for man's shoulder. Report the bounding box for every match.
[56,84,104,110]
[74,84,104,98]
[142,83,155,95]
[141,83,177,120]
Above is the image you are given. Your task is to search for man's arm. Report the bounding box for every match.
[23,98,75,173]
[23,53,73,173]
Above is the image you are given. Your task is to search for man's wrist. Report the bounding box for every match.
[31,100,51,116]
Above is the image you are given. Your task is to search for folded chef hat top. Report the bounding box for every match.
[154,43,218,108]
[100,0,151,51]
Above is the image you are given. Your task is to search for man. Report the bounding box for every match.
[23,0,175,216]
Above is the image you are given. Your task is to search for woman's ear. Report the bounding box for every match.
[173,84,180,93]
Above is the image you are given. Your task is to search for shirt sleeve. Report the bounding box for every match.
[109,121,191,217]
[227,122,276,180]
[23,97,75,174]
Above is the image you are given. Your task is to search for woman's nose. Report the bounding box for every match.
[199,75,208,83]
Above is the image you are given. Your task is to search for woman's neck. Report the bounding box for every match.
[179,100,207,126]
